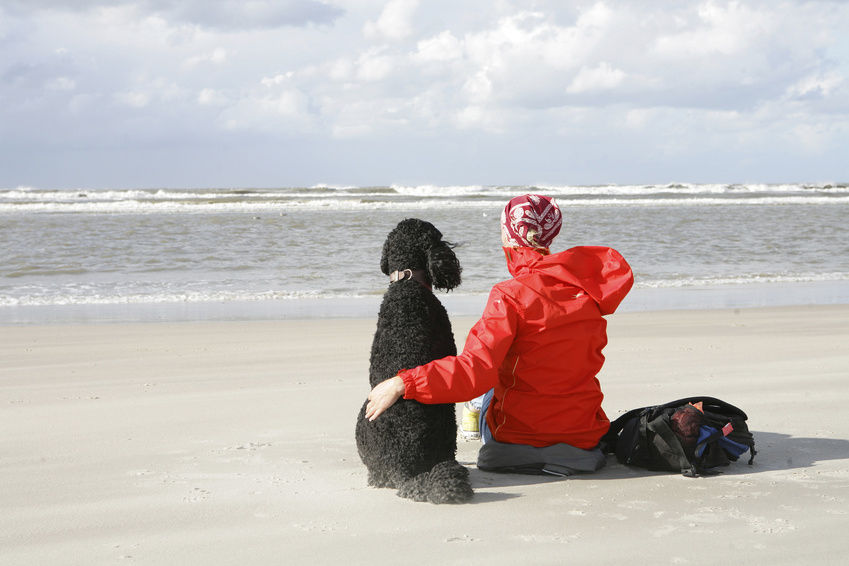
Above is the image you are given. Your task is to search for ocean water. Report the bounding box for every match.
[2,184,848,323]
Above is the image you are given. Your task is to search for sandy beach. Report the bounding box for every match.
[2,305,848,565]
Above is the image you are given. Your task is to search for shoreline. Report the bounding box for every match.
[2,304,848,563]
[2,279,848,325]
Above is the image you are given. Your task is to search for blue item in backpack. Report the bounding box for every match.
[696,426,750,460]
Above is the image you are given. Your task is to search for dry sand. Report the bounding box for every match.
[2,305,848,565]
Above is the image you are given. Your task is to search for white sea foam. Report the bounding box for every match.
[634,272,849,289]
[3,182,846,205]
[4,273,846,307]
[2,192,847,214]
[0,289,373,307]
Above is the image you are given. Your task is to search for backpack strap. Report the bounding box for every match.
[599,406,650,454]
[646,414,697,477]
[659,396,749,420]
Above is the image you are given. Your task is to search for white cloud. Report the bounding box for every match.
[652,1,775,58]
[457,7,619,108]
[115,91,150,108]
[355,47,395,82]
[330,99,395,138]
[183,47,231,68]
[266,89,310,117]
[567,62,626,93]
[165,24,197,47]
[461,70,492,105]
[328,57,355,81]
[454,105,486,129]
[454,104,503,132]
[415,31,463,63]
[363,0,420,41]
[46,76,76,91]
[625,108,653,129]
[786,73,844,100]
[255,74,310,118]
[197,88,227,106]
[112,77,188,109]
[216,84,312,134]
[261,72,295,87]
[463,11,592,71]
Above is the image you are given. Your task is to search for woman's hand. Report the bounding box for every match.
[365,375,405,421]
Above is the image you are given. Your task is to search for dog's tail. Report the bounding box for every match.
[397,460,474,504]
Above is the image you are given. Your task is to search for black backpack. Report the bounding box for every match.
[600,396,756,477]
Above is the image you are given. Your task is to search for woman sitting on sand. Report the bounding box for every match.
[366,194,634,476]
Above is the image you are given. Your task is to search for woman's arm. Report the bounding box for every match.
[366,287,519,419]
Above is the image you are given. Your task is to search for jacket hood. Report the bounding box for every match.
[503,246,634,315]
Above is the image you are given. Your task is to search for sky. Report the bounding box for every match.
[1,0,847,189]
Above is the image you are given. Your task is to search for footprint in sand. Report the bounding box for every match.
[182,487,210,503]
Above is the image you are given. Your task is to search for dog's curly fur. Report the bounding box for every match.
[355,219,474,504]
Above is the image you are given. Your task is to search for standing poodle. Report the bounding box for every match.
[355,219,474,504]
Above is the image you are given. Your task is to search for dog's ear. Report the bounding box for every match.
[380,226,397,276]
[380,242,390,276]
[427,242,462,291]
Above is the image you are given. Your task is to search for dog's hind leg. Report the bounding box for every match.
[367,469,394,489]
[397,460,474,504]
[395,472,431,503]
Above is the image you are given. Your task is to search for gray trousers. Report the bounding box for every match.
[475,389,606,476]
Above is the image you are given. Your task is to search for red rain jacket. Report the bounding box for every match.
[400,245,633,449]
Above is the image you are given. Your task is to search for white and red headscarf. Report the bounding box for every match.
[501,194,562,249]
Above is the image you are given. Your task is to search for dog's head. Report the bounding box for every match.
[380,218,462,291]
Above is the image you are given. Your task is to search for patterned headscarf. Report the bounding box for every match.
[500,194,562,249]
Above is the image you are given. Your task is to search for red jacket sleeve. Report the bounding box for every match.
[400,287,519,404]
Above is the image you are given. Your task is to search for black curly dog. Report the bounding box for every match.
[355,219,474,504]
